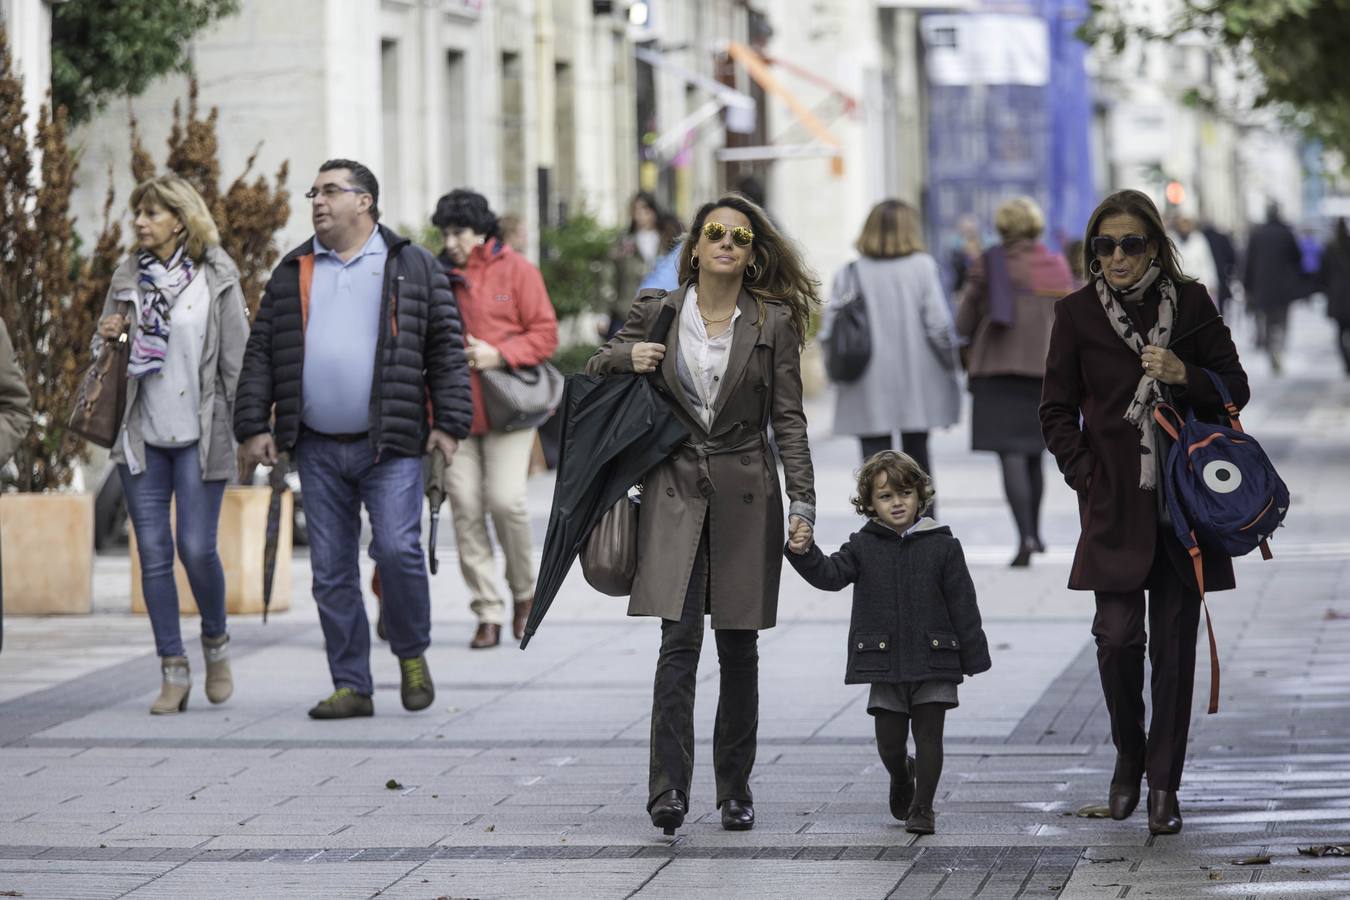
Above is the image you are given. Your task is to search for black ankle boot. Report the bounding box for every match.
[649,789,687,836]
[720,799,754,831]
[1147,789,1182,835]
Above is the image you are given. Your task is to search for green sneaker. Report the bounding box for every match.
[307,687,373,719]
[399,656,435,711]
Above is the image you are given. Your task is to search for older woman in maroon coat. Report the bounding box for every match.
[1040,189,1249,836]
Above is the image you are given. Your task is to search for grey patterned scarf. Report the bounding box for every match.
[1093,264,1177,489]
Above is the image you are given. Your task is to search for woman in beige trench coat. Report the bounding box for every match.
[587,193,820,835]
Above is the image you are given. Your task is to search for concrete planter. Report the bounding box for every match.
[0,492,95,614]
[131,485,292,616]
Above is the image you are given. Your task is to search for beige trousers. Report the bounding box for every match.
[445,428,537,624]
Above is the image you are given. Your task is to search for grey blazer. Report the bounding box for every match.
[93,246,250,481]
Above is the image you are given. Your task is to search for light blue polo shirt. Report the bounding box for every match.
[301,226,386,434]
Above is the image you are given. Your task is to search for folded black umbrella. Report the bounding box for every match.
[520,370,688,649]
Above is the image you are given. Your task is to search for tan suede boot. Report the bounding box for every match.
[201,633,233,704]
[150,656,191,715]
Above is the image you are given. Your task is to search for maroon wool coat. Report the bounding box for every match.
[1040,280,1250,593]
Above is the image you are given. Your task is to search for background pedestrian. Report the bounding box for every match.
[1320,217,1350,375]
[1041,188,1249,835]
[822,199,962,510]
[93,175,249,715]
[955,196,1072,566]
[433,188,559,649]
[587,193,819,835]
[604,192,682,339]
[236,160,472,719]
[1243,203,1304,374]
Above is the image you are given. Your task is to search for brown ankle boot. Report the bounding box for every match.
[151,656,191,715]
[201,633,233,704]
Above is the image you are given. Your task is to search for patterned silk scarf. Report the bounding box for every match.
[127,244,195,379]
[1093,263,1177,489]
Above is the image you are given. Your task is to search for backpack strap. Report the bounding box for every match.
[1200,368,1243,431]
[1187,539,1221,715]
[1152,403,1185,441]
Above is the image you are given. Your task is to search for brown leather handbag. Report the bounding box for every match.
[68,301,133,449]
[580,493,640,596]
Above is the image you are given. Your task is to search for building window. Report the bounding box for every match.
[501,51,526,222]
[381,40,401,203]
[554,61,576,220]
[444,49,468,189]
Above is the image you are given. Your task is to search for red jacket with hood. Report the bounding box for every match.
[446,240,559,435]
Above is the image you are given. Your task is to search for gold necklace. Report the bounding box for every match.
[699,305,735,325]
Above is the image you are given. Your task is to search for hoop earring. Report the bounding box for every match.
[1088,258,1103,276]
[690,255,699,270]
[745,261,760,281]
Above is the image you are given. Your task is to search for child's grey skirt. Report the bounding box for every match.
[866,680,959,716]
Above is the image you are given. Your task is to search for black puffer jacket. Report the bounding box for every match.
[234,225,473,455]
[786,518,991,685]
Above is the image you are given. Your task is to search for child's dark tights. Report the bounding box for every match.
[874,704,947,810]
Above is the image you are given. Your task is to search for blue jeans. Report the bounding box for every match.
[120,444,227,658]
[296,431,430,695]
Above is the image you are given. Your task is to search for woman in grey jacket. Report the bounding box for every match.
[93,175,250,715]
[822,201,961,509]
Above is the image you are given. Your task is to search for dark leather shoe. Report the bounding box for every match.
[469,623,501,649]
[649,789,687,836]
[512,598,532,641]
[721,799,754,831]
[1010,539,1036,567]
[1108,782,1141,820]
[1147,789,1182,835]
[905,804,935,835]
[888,755,916,821]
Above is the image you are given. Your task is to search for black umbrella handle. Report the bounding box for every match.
[428,511,440,575]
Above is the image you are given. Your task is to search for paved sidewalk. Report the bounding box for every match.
[1,303,1349,898]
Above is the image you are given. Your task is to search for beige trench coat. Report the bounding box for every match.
[585,284,815,630]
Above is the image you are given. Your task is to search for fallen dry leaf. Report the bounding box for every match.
[385,779,402,790]
[1324,609,1350,620]
[1208,872,1222,880]
[1230,855,1271,866]
[1075,804,1112,818]
[1298,845,1350,857]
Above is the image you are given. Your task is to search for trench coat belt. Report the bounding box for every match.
[680,429,766,499]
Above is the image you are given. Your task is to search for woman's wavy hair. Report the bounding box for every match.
[856,199,925,258]
[676,193,821,345]
[1082,189,1189,284]
[129,175,220,261]
[851,450,935,517]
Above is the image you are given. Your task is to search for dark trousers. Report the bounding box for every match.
[1092,534,1202,792]
[296,431,430,695]
[649,525,759,810]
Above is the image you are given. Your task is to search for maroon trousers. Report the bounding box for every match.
[1092,532,1202,793]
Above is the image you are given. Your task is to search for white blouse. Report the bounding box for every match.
[676,285,742,430]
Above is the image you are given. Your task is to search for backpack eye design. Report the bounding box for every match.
[1202,460,1242,494]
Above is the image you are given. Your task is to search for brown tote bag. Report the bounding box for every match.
[69,301,133,449]
[580,493,640,596]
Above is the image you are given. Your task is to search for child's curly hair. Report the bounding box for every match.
[851,450,935,517]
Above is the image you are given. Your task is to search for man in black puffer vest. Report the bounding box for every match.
[236,159,472,719]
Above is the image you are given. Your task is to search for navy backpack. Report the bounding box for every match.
[1153,368,1289,713]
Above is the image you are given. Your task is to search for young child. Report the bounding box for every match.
[786,451,990,834]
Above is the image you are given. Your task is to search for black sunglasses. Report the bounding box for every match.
[1090,234,1149,258]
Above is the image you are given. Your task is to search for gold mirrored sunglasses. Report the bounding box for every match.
[702,221,754,246]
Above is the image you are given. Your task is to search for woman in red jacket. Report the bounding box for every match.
[432,190,559,648]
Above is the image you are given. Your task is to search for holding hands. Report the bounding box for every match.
[787,515,813,555]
